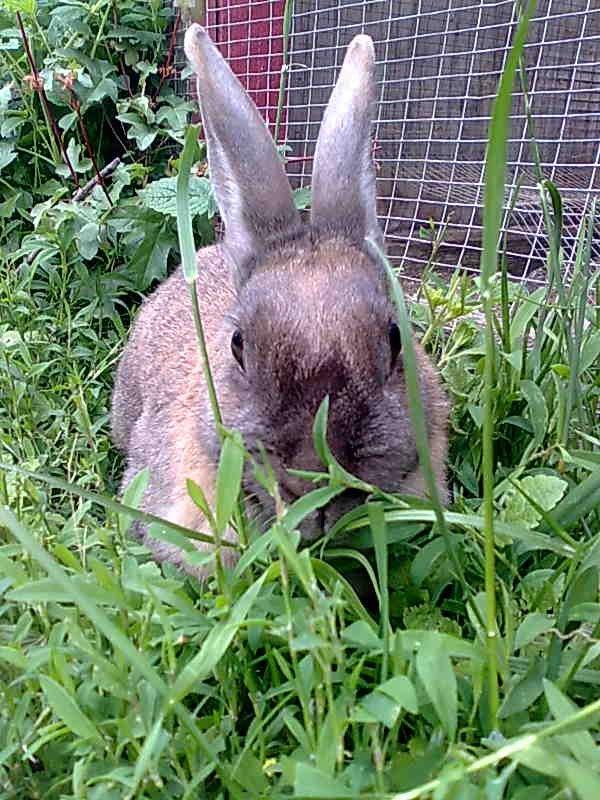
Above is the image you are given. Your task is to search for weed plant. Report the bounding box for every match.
[0,1,599,799]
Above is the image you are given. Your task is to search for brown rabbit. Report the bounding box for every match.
[111,24,449,576]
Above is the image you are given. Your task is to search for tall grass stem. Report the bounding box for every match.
[176,126,224,433]
[479,2,534,730]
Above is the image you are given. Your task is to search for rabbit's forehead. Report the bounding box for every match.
[238,272,389,348]
[236,240,390,330]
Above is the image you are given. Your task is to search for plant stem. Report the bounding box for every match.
[367,238,471,601]
[273,0,294,144]
[73,95,113,205]
[176,125,223,432]
[478,2,534,731]
[15,12,79,186]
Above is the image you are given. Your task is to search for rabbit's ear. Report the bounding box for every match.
[310,35,382,246]
[184,24,301,276]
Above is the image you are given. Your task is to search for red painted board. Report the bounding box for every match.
[205,1,287,140]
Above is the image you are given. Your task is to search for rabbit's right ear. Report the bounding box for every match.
[184,24,301,279]
[310,35,381,247]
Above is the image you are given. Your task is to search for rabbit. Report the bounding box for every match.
[110,24,449,577]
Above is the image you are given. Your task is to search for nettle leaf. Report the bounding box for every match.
[138,176,212,219]
[500,474,568,529]
[128,213,174,289]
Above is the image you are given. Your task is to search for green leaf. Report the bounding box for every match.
[519,380,548,450]
[0,647,27,670]
[568,602,600,623]
[87,76,119,105]
[0,141,17,172]
[514,613,554,651]
[120,468,150,535]
[416,633,457,740]
[170,572,266,703]
[231,750,269,794]
[549,469,600,530]
[316,704,343,774]
[215,430,244,535]
[294,763,353,798]
[293,186,311,209]
[410,537,445,586]
[355,690,400,728]
[355,675,418,727]
[131,716,169,794]
[510,286,546,343]
[5,0,36,13]
[560,759,600,800]
[501,474,567,529]
[7,577,122,606]
[342,621,381,650]
[543,680,599,767]
[515,742,562,778]
[39,676,101,742]
[498,657,544,719]
[177,125,202,282]
[139,175,212,219]
[378,675,419,713]
[55,139,91,177]
[282,486,344,531]
[58,111,77,132]
[129,215,172,289]
[76,221,100,261]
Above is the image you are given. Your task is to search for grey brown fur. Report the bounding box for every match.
[111,25,449,577]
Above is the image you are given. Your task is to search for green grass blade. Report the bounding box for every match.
[478,0,534,731]
[0,462,235,549]
[177,124,201,284]
[0,507,234,791]
[368,502,389,681]
[39,675,102,743]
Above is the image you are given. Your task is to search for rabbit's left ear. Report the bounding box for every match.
[184,24,301,277]
[310,35,382,247]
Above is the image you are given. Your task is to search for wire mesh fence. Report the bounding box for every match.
[171,0,600,285]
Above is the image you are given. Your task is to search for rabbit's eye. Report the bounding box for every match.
[231,329,244,369]
[389,322,401,370]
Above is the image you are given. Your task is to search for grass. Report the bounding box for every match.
[1,1,600,798]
